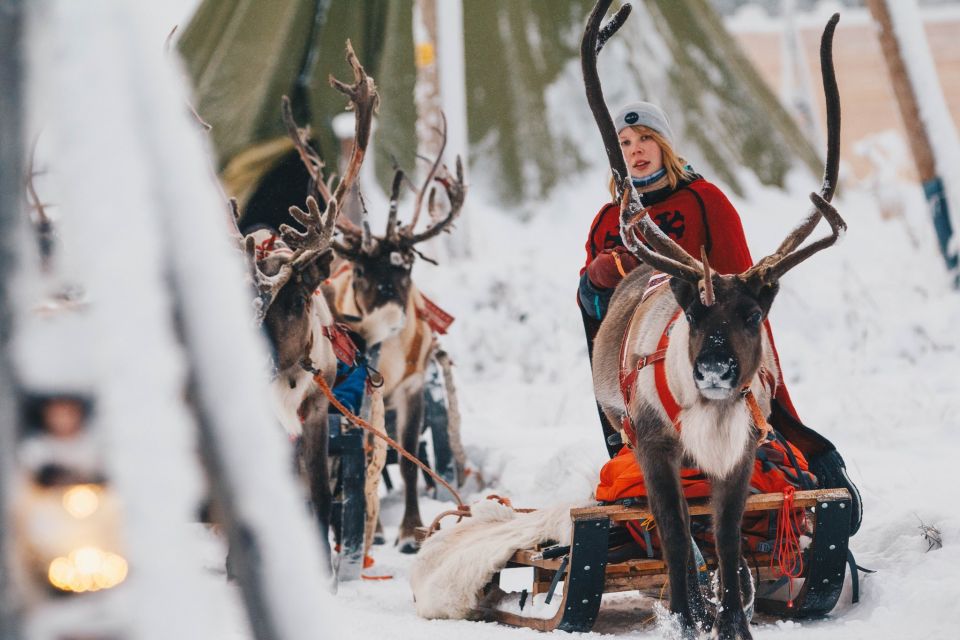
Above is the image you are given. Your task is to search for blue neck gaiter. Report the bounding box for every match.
[631,167,667,189]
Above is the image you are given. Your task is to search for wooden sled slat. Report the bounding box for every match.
[445,488,853,632]
[570,487,851,522]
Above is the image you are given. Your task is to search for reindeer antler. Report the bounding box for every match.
[402,156,466,247]
[408,112,449,232]
[765,13,841,260]
[385,169,405,243]
[241,195,337,323]
[283,39,379,243]
[585,3,846,293]
[582,0,703,286]
[283,195,338,264]
[281,95,333,207]
[741,14,844,286]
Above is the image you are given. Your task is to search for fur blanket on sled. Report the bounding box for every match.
[410,499,586,619]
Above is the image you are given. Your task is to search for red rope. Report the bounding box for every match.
[771,485,805,608]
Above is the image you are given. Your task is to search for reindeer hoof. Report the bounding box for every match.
[397,536,420,554]
[711,610,752,640]
[373,532,387,546]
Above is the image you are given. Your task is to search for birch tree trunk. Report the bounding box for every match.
[866,0,960,283]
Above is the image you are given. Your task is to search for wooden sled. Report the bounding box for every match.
[417,487,852,632]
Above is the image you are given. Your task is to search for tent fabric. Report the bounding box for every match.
[178,1,821,206]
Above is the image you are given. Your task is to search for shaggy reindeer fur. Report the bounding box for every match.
[593,267,778,478]
[410,500,582,620]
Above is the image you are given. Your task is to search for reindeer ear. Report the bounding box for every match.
[755,281,779,316]
[739,274,780,316]
[669,276,699,311]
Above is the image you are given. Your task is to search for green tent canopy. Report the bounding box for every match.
[178,0,821,208]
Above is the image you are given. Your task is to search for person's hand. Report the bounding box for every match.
[586,247,640,289]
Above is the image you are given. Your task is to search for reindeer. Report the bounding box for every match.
[278,51,464,555]
[242,41,378,567]
[322,150,466,554]
[582,3,843,638]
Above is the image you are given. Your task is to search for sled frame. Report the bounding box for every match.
[466,488,852,632]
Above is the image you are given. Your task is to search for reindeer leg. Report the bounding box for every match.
[633,433,699,636]
[709,449,756,640]
[301,392,333,571]
[397,387,425,553]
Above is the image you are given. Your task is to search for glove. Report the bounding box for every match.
[586,247,640,290]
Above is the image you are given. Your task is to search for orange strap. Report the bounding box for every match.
[612,251,628,277]
[745,390,774,444]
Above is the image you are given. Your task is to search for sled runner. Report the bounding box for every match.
[417,487,853,633]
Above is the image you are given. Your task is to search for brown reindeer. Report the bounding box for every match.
[278,49,465,555]
[322,150,466,553]
[582,3,843,638]
[242,40,378,568]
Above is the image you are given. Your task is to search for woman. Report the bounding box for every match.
[578,102,799,455]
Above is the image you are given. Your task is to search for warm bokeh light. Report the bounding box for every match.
[47,546,128,593]
[62,485,100,519]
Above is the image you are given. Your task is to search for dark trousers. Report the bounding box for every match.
[580,302,623,459]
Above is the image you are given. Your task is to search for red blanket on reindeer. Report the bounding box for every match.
[596,437,816,556]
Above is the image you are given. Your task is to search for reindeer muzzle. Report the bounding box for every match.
[693,352,739,398]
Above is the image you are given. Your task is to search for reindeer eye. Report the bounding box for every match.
[746,310,762,329]
[685,311,696,326]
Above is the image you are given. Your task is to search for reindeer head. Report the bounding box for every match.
[246,197,337,371]
[668,258,775,399]
[331,137,465,346]
[658,194,842,400]
[244,39,378,371]
[583,1,844,401]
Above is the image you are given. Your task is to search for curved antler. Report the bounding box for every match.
[328,39,379,208]
[616,191,702,283]
[741,14,844,285]
[282,39,379,245]
[385,169,404,243]
[402,156,466,247]
[766,13,841,258]
[581,0,702,282]
[408,112,449,233]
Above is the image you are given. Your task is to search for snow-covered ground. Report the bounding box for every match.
[14,1,960,639]
[326,164,960,640]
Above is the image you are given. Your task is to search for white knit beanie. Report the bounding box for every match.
[613,102,675,148]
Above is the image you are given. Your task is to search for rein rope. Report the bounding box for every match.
[305,363,465,510]
[771,485,805,608]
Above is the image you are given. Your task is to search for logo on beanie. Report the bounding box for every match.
[624,111,639,124]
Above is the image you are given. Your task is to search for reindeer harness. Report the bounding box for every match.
[617,274,775,448]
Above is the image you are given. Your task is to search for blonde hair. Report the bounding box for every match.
[607,125,693,199]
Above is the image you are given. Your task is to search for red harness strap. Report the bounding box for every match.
[321,321,359,366]
[619,310,778,447]
[618,309,682,444]
[255,234,280,261]
[652,315,683,428]
[416,293,455,335]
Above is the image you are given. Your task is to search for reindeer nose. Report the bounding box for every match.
[694,353,737,386]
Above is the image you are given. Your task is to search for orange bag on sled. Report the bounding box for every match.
[595,438,816,556]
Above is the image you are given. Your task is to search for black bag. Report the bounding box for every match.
[770,400,863,536]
